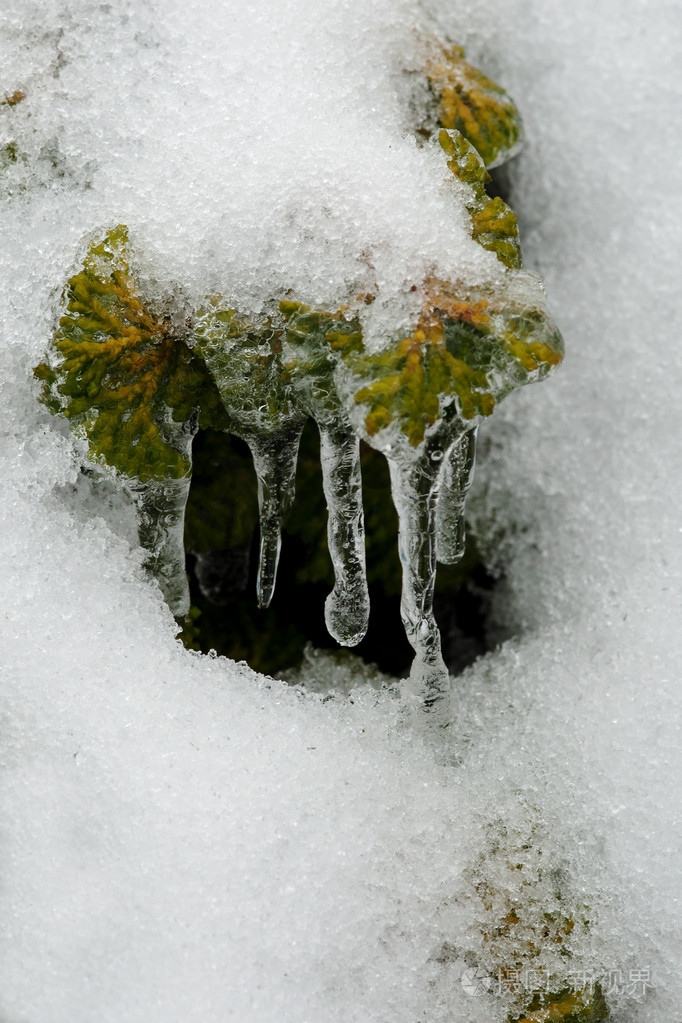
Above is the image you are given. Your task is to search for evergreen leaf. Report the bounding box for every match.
[439,129,522,269]
[422,42,522,168]
[35,225,219,482]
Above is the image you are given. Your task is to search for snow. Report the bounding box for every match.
[1,0,682,1020]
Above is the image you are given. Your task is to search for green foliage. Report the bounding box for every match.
[265,128,557,452]
[31,24,564,682]
[339,274,562,447]
[511,985,608,1023]
[439,128,521,269]
[347,301,495,445]
[421,41,522,168]
[330,130,561,447]
[281,292,511,448]
[35,226,222,483]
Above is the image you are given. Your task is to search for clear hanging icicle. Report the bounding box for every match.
[128,471,193,617]
[245,421,305,609]
[191,303,309,609]
[279,302,370,646]
[386,436,451,719]
[125,412,198,618]
[318,421,369,646]
[436,427,477,565]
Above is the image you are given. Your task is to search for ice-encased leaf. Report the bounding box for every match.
[339,282,561,451]
[279,300,348,423]
[34,225,221,484]
[420,41,523,168]
[428,275,564,396]
[439,128,521,269]
[33,226,226,616]
[346,296,495,445]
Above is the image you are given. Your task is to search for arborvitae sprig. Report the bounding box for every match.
[346,297,495,445]
[420,41,522,168]
[439,128,522,269]
[32,39,564,691]
[35,226,221,483]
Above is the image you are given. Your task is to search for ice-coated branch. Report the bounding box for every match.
[34,39,564,717]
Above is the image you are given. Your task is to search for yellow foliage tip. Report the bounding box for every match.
[424,42,522,168]
[1,90,25,107]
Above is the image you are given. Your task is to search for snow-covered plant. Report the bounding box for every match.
[34,39,563,719]
[458,820,608,1022]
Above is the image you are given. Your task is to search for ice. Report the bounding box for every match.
[318,422,369,646]
[2,0,682,1020]
[192,303,308,607]
[246,425,305,608]
[387,442,450,715]
[278,303,371,645]
[127,473,193,618]
[436,426,477,564]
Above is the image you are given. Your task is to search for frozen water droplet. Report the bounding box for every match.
[430,449,443,462]
[319,422,370,646]
[436,427,477,565]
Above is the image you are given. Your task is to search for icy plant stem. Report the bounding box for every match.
[318,421,369,646]
[387,440,450,718]
[128,473,193,617]
[436,427,477,564]
[246,422,304,608]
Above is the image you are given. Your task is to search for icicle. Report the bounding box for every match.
[318,421,369,646]
[436,426,477,564]
[128,473,193,617]
[245,421,305,608]
[386,437,450,719]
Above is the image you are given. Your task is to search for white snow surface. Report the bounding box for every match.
[1,1,681,1021]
